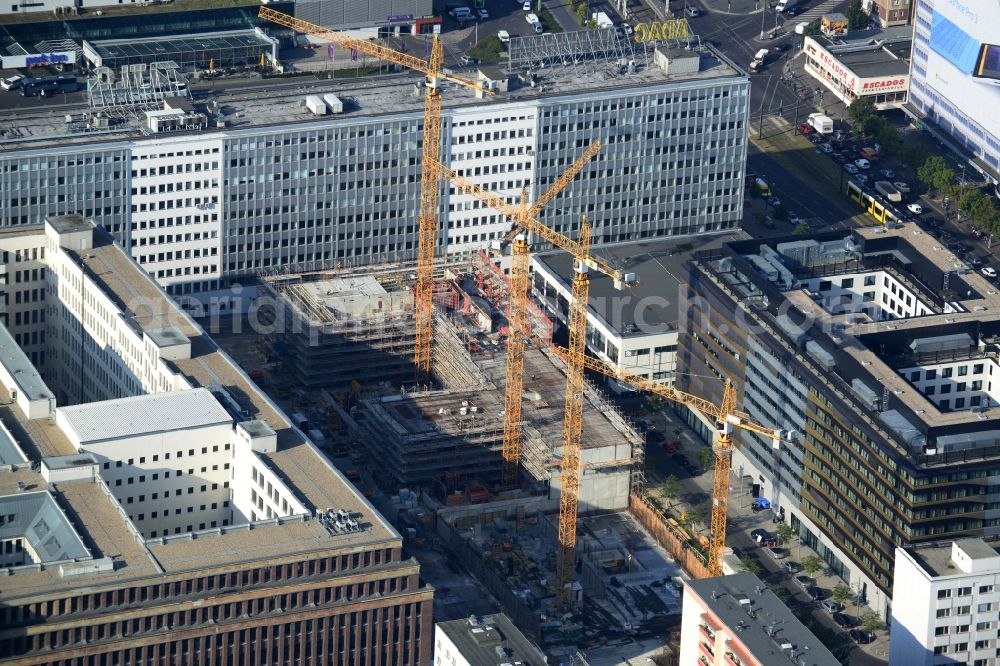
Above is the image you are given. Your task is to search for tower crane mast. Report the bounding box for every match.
[259,8,492,382]
[555,350,789,575]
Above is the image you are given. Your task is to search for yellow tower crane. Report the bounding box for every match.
[554,350,790,575]
[426,153,636,606]
[426,141,626,490]
[259,8,492,382]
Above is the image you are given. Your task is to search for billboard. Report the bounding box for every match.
[922,0,1000,143]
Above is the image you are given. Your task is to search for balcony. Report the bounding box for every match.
[699,624,715,642]
[725,650,742,666]
[699,641,715,660]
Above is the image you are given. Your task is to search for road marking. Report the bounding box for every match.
[792,0,844,23]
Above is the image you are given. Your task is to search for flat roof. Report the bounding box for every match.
[836,46,910,79]
[534,233,738,337]
[88,29,274,61]
[714,223,1000,437]
[146,325,190,347]
[687,573,841,666]
[0,322,54,402]
[0,419,27,466]
[0,44,743,152]
[903,538,1000,578]
[58,388,232,444]
[437,614,544,666]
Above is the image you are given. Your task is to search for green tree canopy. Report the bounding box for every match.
[861,611,885,633]
[661,475,680,505]
[801,554,824,575]
[775,523,795,545]
[848,96,877,125]
[832,584,853,606]
[740,555,763,576]
[697,447,714,469]
[793,222,809,235]
[845,0,870,30]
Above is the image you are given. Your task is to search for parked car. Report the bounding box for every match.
[686,5,700,16]
[893,181,911,193]
[907,203,923,214]
[497,30,511,43]
[767,196,781,208]
[662,440,678,453]
[793,575,815,588]
[982,266,997,278]
[460,55,479,66]
[782,561,799,573]
[771,43,791,54]
[820,599,842,613]
[818,143,833,153]
[750,528,772,541]
[766,547,789,560]
[849,629,875,644]
[787,211,800,225]
[832,613,855,628]
[965,254,984,267]
[477,7,489,18]
[671,453,689,466]
[855,158,871,169]
[807,586,826,600]
[879,168,895,179]
[522,0,531,9]
[797,123,814,135]
[843,163,859,174]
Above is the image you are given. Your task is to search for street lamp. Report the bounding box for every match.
[760,5,767,39]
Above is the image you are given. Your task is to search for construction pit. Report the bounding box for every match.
[214,254,682,654]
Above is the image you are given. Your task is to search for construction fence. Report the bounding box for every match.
[629,493,712,580]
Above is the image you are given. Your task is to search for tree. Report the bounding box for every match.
[861,611,885,633]
[803,19,822,36]
[575,2,588,25]
[687,505,708,530]
[917,156,951,190]
[697,446,714,469]
[793,222,809,235]
[772,586,792,603]
[832,584,853,609]
[874,122,901,157]
[775,523,795,546]
[740,555,763,576]
[960,188,990,221]
[802,554,824,575]
[848,96,877,125]
[898,143,929,171]
[673,425,684,440]
[845,0,870,30]
[661,475,680,506]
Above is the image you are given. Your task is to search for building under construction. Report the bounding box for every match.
[263,254,642,508]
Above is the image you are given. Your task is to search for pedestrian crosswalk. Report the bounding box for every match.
[793,0,844,23]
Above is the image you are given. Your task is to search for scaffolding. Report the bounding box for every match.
[507,28,653,76]
[86,61,191,120]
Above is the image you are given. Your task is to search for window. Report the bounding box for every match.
[977,602,995,612]
[864,275,876,286]
[936,608,951,618]
[938,589,952,599]
[979,585,994,594]
[958,588,972,597]
[935,626,950,635]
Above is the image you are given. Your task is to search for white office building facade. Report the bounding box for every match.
[0,76,749,307]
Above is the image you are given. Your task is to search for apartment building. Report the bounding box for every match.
[864,0,912,27]
[678,225,1000,617]
[0,48,750,309]
[891,539,1000,666]
[0,215,433,665]
[679,573,840,666]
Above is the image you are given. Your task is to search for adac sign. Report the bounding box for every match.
[633,19,690,43]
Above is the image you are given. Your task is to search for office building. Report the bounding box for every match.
[891,539,1000,666]
[908,0,1000,185]
[0,215,433,665]
[678,224,1000,616]
[679,572,840,666]
[433,614,546,666]
[0,45,750,310]
[803,26,912,110]
[530,235,737,393]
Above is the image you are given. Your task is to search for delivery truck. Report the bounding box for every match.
[807,113,834,135]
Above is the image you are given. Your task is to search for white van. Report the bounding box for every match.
[1,75,24,91]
